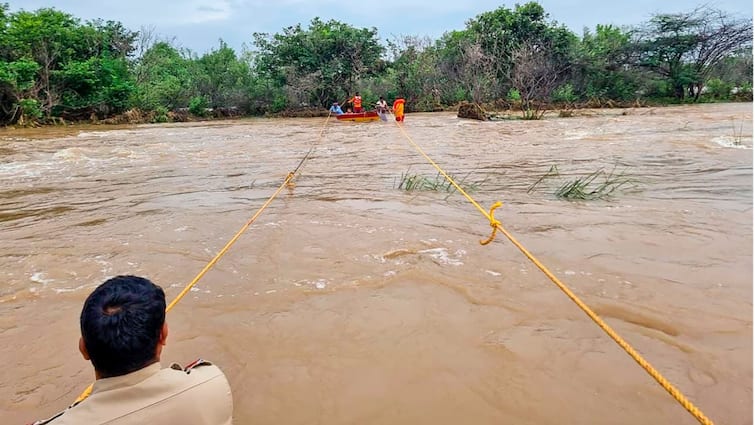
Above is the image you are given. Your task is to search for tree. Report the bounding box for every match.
[573,25,638,102]
[0,6,137,123]
[633,6,753,100]
[386,36,444,110]
[0,59,39,124]
[709,46,752,87]
[195,40,252,111]
[464,2,576,98]
[131,41,193,110]
[5,8,81,116]
[510,40,569,119]
[252,18,384,107]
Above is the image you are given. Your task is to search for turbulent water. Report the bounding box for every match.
[0,103,752,424]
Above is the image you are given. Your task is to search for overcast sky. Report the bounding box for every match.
[7,0,753,54]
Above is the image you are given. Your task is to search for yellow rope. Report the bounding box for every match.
[164,170,297,313]
[479,201,502,245]
[391,121,714,425]
[73,112,334,405]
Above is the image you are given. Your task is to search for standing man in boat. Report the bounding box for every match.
[35,275,233,425]
[349,92,363,113]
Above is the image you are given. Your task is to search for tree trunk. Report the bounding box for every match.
[673,83,685,100]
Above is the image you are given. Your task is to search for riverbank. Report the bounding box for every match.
[5,96,752,129]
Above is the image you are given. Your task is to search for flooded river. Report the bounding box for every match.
[0,103,752,424]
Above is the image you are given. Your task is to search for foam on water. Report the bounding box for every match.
[418,248,465,266]
[712,135,752,149]
[30,272,54,286]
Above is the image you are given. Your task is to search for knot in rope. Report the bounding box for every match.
[285,171,296,189]
[480,201,503,246]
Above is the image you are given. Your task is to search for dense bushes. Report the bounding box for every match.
[1,3,751,125]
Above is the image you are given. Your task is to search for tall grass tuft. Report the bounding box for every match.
[394,170,485,197]
[530,165,635,200]
[732,119,745,146]
[527,164,560,193]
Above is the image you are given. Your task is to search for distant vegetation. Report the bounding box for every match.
[0,2,751,126]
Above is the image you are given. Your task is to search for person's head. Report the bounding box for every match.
[333,102,338,106]
[79,275,167,378]
[355,92,360,96]
[379,96,384,100]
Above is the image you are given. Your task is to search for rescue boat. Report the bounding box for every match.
[335,111,380,122]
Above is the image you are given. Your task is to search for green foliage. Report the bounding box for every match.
[0,3,752,124]
[253,17,384,108]
[269,94,287,113]
[0,59,38,91]
[705,78,733,99]
[709,47,753,87]
[131,42,193,111]
[152,105,169,123]
[188,95,209,116]
[394,170,483,196]
[385,36,442,110]
[576,25,638,101]
[18,98,42,120]
[555,168,632,200]
[552,84,578,103]
[58,56,135,116]
[0,7,139,123]
[529,165,634,200]
[195,40,252,111]
[634,7,752,101]
[506,88,521,102]
[733,82,753,101]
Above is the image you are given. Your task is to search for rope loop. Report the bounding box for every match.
[480,201,503,245]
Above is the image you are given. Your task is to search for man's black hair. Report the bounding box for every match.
[80,275,166,377]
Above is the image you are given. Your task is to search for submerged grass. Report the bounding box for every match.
[394,170,485,198]
[530,165,635,200]
[732,119,746,145]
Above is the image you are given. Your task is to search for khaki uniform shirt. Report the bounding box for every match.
[44,361,232,425]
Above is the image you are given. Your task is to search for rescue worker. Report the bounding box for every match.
[349,92,363,113]
[392,97,405,122]
[375,96,388,113]
[36,275,233,425]
[329,102,344,115]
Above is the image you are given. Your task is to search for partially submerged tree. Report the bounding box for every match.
[510,40,570,119]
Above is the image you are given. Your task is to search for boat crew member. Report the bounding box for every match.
[35,275,233,425]
[329,102,344,115]
[392,97,405,122]
[349,92,363,113]
[376,96,388,113]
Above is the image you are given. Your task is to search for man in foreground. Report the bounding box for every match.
[37,275,233,424]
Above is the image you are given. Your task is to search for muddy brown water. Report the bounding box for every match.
[0,104,752,424]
